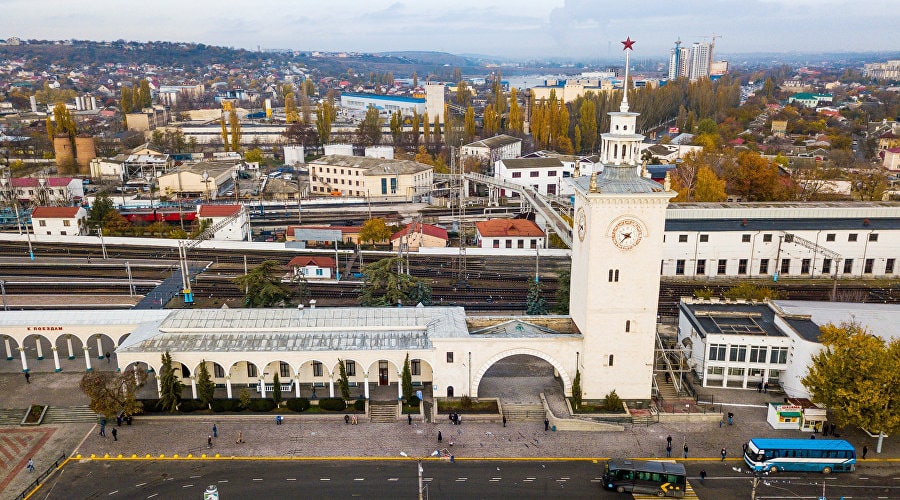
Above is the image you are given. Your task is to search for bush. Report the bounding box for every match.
[406,395,421,407]
[603,390,623,412]
[460,395,473,409]
[353,399,366,411]
[318,398,347,411]
[178,399,205,413]
[248,399,276,412]
[211,399,243,412]
[286,398,311,412]
[138,399,160,413]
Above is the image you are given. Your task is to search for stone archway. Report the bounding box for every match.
[473,349,571,403]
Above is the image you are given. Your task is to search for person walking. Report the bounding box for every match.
[727,412,734,426]
[757,382,763,393]
[502,415,507,427]
[699,469,706,485]
[105,352,111,364]
[721,448,727,461]
[208,435,213,448]
[862,445,868,459]
[27,459,34,473]
[666,435,672,447]
[99,420,106,437]
[666,444,672,458]
[24,372,30,384]
[235,431,244,444]
[544,418,550,432]
[212,424,217,438]
[112,428,118,441]
[438,431,442,443]
[683,444,689,459]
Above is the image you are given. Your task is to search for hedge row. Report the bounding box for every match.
[137,398,364,414]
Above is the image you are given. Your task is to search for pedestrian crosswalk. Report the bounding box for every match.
[631,480,699,499]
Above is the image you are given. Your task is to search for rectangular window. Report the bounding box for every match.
[678,234,688,243]
[738,259,748,275]
[675,259,685,275]
[214,364,225,378]
[822,258,832,274]
[826,233,835,242]
[763,234,773,242]
[511,172,522,178]
[505,240,512,249]
[848,233,858,242]
[709,344,727,362]
[346,360,356,376]
[492,240,499,248]
[696,259,706,275]
[312,362,323,377]
[547,184,556,195]
[517,240,524,249]
[728,367,745,377]
[446,352,454,363]
[280,362,291,378]
[707,366,724,376]
[886,258,895,274]
[717,259,727,275]
[699,234,709,243]
[39,220,46,227]
[729,345,747,362]
[770,347,788,364]
[869,233,878,242]
[742,234,751,243]
[801,259,811,274]
[529,171,539,177]
[749,346,767,363]
[759,259,769,274]
[530,239,537,249]
[864,258,874,274]
[547,171,557,177]
[390,178,397,194]
[381,178,387,195]
[843,259,853,274]
[780,259,790,275]
[411,360,421,376]
[315,269,323,276]
[768,370,781,380]
[247,363,258,378]
[63,220,71,227]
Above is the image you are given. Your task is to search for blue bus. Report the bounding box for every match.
[744,438,856,474]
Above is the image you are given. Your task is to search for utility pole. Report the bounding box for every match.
[417,460,424,500]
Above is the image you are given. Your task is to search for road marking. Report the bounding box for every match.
[860,477,869,479]
[388,478,399,482]
[217,480,228,483]
[561,477,570,480]
[135,483,146,488]
[590,479,603,483]
[182,484,193,488]
[108,490,118,495]
[190,475,201,479]
[353,478,365,481]
[320,478,331,481]
[286,478,296,481]
[556,479,567,482]
[252,478,263,481]
[146,494,158,499]
[424,478,433,482]
[456,478,467,482]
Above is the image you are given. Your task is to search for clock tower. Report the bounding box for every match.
[569,38,676,400]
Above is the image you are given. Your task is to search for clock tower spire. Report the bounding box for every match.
[569,37,676,401]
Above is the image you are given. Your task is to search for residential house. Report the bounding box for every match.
[787,93,833,108]
[883,147,900,172]
[475,219,546,250]
[30,206,88,236]
[460,135,523,169]
[308,155,433,202]
[9,177,84,204]
[196,204,250,241]
[158,162,237,200]
[287,256,337,280]
[390,222,449,251]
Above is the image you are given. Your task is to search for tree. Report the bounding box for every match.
[359,257,433,307]
[554,269,570,314]
[422,112,430,144]
[357,106,383,146]
[526,280,548,315]
[196,361,215,408]
[463,106,475,142]
[455,81,472,107]
[87,192,116,229]
[572,368,582,410]
[120,86,133,114]
[337,359,351,401]
[244,148,264,163]
[284,92,299,123]
[389,110,403,147]
[315,93,336,144]
[359,217,392,246]
[507,88,524,135]
[229,109,241,152]
[692,166,727,202]
[80,366,147,419]
[158,351,184,413]
[401,353,413,401]
[483,105,499,137]
[803,322,900,451]
[723,283,781,301]
[139,79,152,108]
[432,116,441,145]
[220,116,229,152]
[233,260,295,307]
[272,372,283,406]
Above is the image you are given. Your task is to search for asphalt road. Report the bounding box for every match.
[33,460,900,499]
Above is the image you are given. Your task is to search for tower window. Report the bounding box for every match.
[608,355,614,366]
[608,269,619,282]
[625,320,631,332]
[699,234,708,243]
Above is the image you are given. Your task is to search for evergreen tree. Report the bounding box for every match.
[525,280,548,315]
[158,351,184,413]
[338,359,351,401]
[233,260,295,307]
[410,110,420,146]
[196,361,215,408]
[401,353,413,401]
[432,116,441,145]
[572,368,582,410]
[139,79,152,108]
[272,372,282,405]
[120,86,133,114]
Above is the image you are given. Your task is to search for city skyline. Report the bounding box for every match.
[1,0,898,60]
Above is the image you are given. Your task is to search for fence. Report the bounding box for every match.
[14,453,68,500]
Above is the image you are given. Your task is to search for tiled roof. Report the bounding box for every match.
[390,222,449,241]
[287,256,336,269]
[10,177,75,188]
[475,219,545,238]
[31,206,81,218]
[197,204,241,217]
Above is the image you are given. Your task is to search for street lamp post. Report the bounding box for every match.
[202,170,210,203]
[146,172,155,220]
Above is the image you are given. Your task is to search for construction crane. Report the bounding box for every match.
[691,33,723,66]
[177,209,245,305]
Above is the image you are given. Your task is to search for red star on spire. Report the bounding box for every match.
[621,37,635,51]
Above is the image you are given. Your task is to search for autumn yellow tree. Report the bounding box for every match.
[463,106,475,142]
[229,109,241,152]
[692,166,727,202]
[284,92,299,123]
[507,88,524,135]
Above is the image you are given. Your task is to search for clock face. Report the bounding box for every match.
[576,208,586,242]
[611,218,643,250]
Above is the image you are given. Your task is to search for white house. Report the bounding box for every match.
[287,256,336,280]
[30,206,88,236]
[461,135,522,168]
[495,153,599,198]
[9,177,84,204]
[196,204,250,241]
[475,219,546,250]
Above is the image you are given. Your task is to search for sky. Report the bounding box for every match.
[2,0,898,60]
